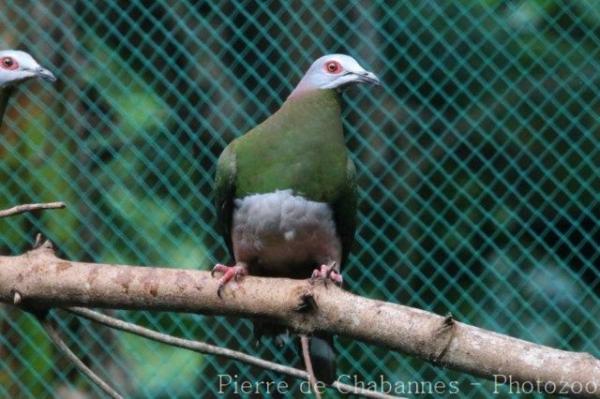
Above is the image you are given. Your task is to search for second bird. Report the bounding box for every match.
[0,49,56,127]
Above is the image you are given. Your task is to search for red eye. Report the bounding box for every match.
[1,57,18,70]
[324,60,342,74]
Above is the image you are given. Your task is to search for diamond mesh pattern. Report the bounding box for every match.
[0,1,599,397]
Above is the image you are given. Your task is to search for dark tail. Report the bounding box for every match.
[307,334,336,384]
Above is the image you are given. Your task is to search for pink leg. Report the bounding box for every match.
[310,262,343,286]
[211,263,248,298]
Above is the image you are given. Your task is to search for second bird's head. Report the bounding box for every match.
[0,50,56,88]
[290,54,379,98]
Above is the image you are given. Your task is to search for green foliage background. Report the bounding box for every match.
[0,1,599,397]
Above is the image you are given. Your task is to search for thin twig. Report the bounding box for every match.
[36,314,123,399]
[0,202,65,218]
[65,307,401,399]
[301,334,322,399]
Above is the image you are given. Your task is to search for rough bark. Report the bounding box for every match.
[1,242,599,398]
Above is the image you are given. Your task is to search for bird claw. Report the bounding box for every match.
[211,264,247,298]
[310,262,343,287]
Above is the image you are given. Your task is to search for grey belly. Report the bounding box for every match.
[231,189,341,277]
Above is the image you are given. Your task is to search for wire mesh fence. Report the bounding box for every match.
[0,0,599,397]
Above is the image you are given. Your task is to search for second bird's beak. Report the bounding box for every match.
[356,71,380,86]
[35,67,57,82]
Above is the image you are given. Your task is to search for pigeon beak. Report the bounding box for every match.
[35,67,56,82]
[356,71,380,86]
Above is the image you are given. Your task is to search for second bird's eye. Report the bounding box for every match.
[1,57,17,70]
[325,61,342,74]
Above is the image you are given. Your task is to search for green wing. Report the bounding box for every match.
[332,155,358,267]
[214,142,237,260]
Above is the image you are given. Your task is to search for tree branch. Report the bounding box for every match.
[300,334,322,398]
[37,314,123,399]
[65,307,398,399]
[0,202,66,218]
[1,242,599,398]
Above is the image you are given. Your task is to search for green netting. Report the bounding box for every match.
[1,0,599,397]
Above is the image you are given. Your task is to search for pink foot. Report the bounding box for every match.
[211,263,247,298]
[310,262,343,286]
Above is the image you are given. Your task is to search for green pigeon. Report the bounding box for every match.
[213,54,379,383]
[0,50,56,125]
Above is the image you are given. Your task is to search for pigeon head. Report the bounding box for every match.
[0,50,56,88]
[290,54,379,98]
